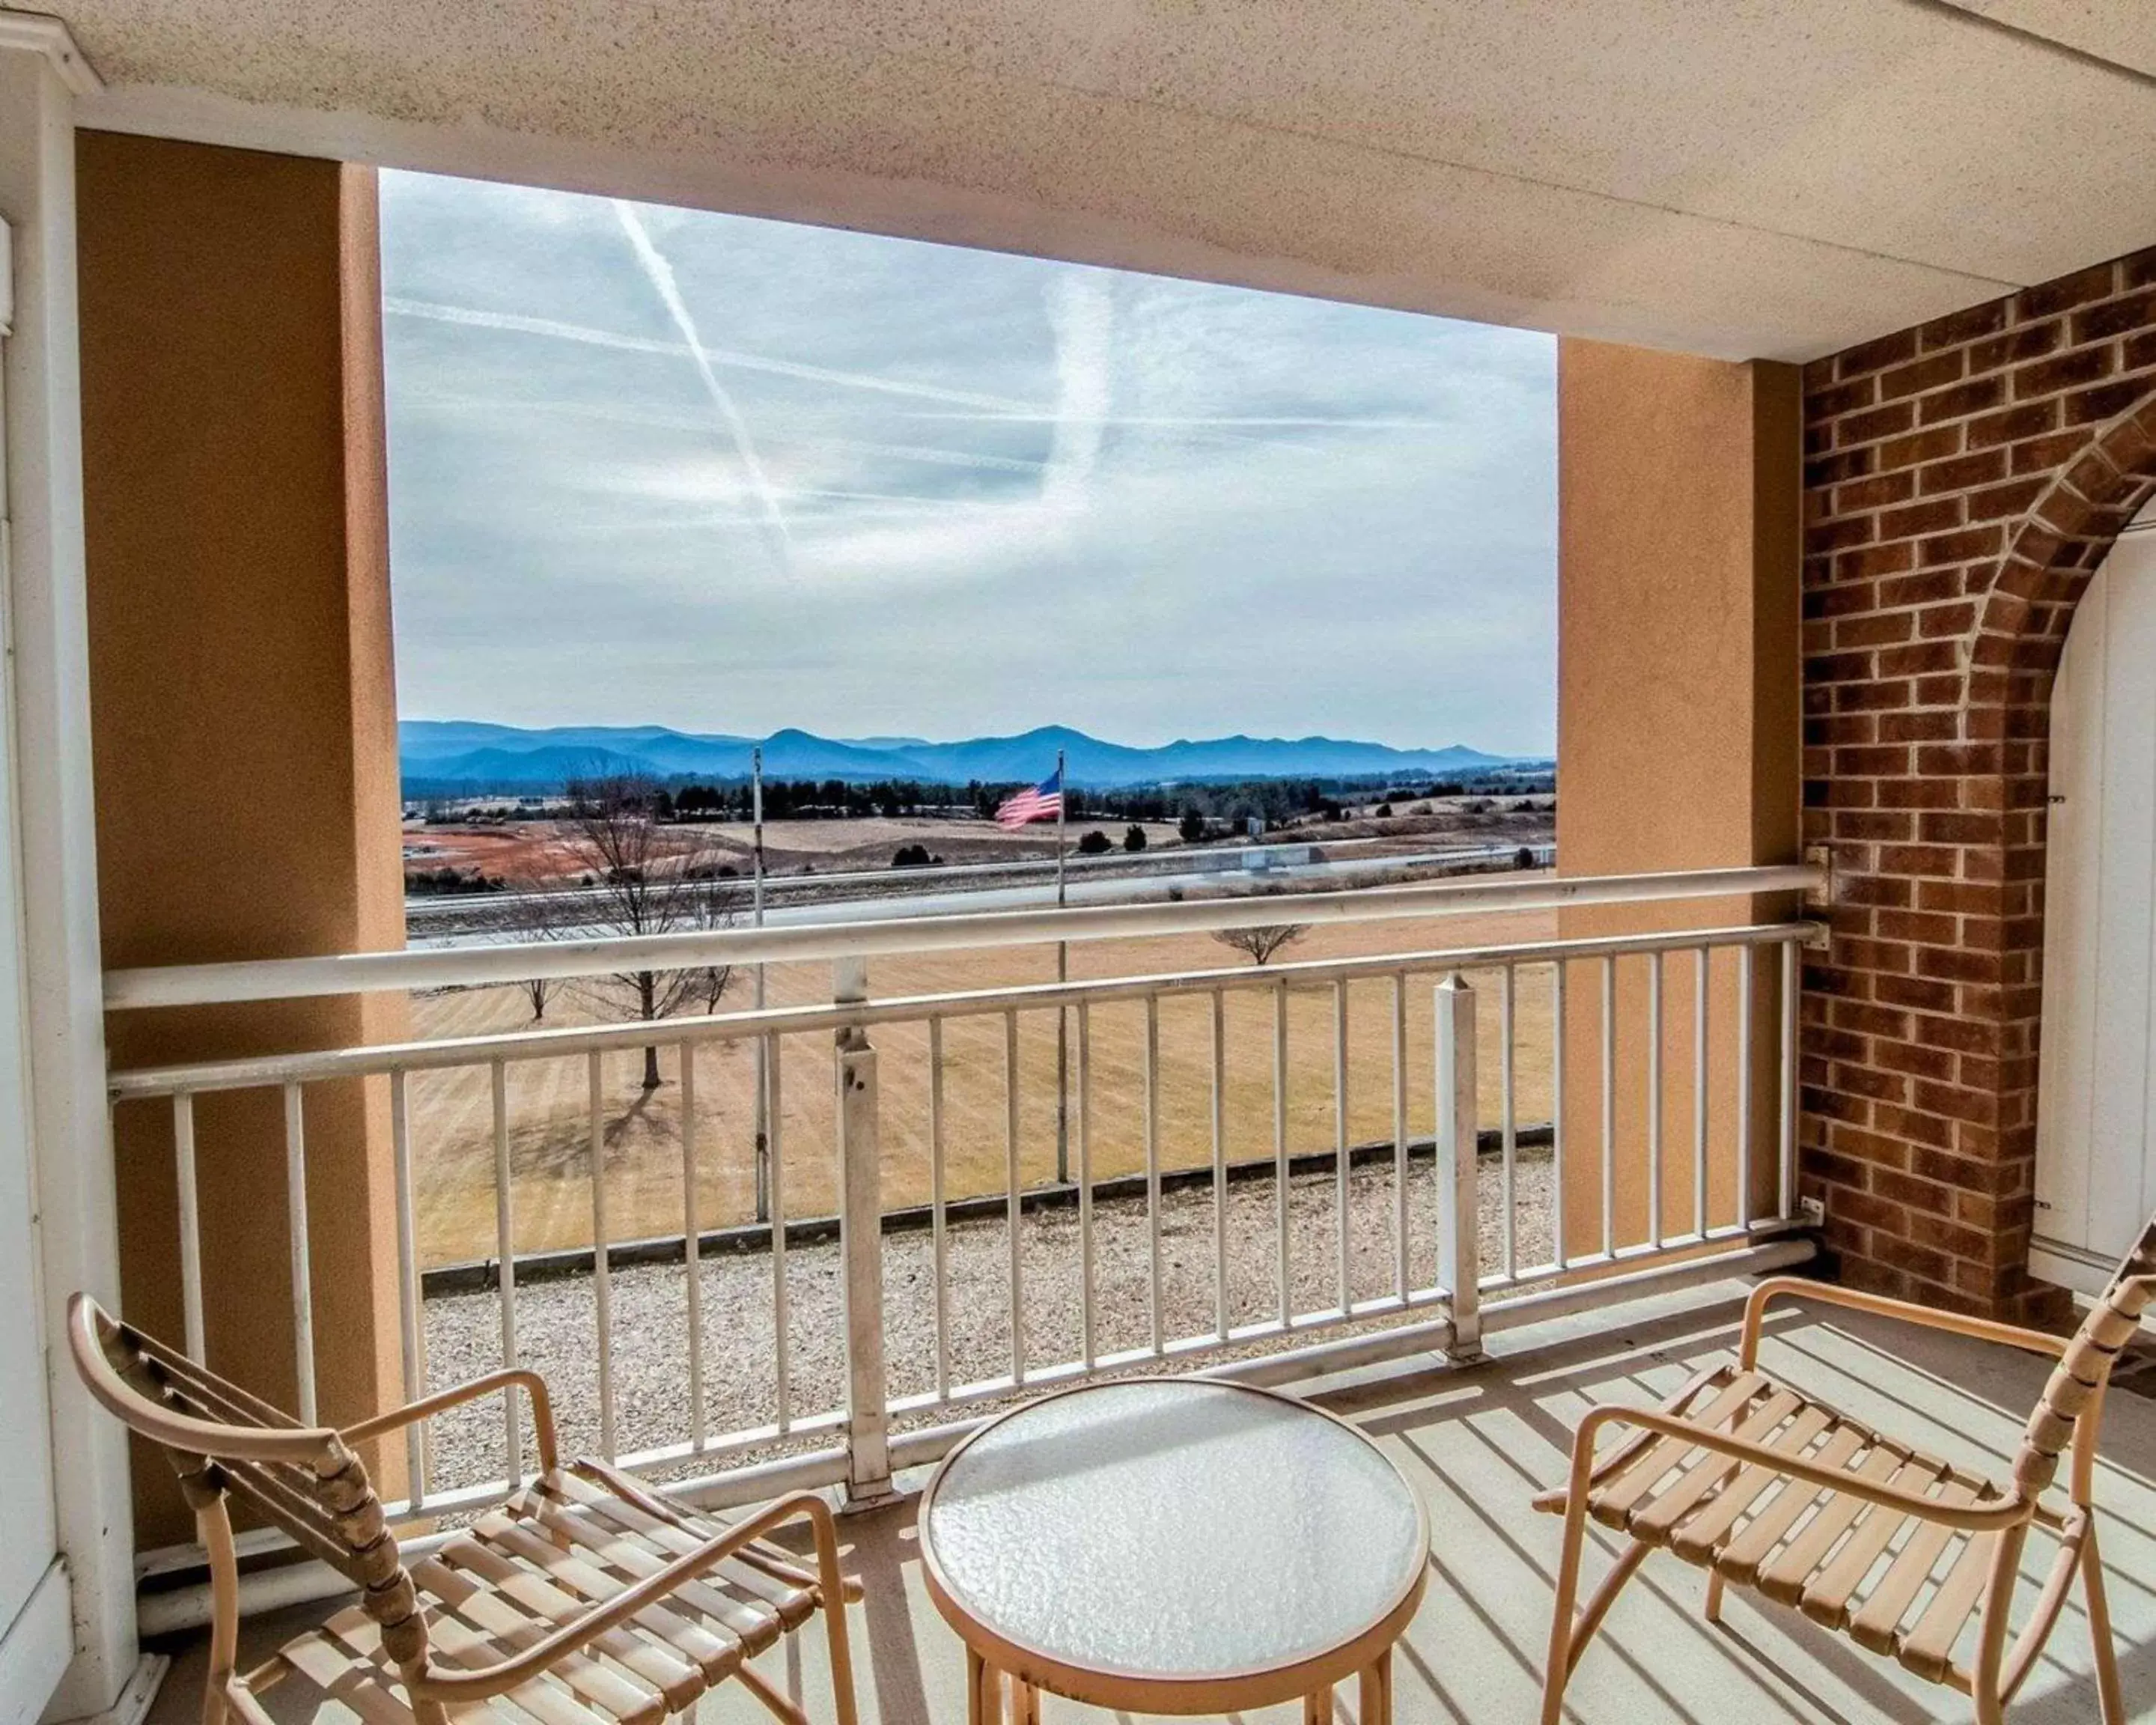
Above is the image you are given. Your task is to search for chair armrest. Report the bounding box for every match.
[1738,1276,2068,1370]
[341,1368,558,1474]
[1558,1403,2032,1534]
[406,1490,848,1703]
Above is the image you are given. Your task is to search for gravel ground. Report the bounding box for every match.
[420,1149,1554,1496]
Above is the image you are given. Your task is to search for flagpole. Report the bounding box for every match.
[1055,747,1069,1187]
[752,744,769,1224]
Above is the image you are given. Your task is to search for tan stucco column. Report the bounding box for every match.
[76,133,407,1542]
[1555,339,1801,1259]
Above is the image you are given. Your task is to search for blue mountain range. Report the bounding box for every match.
[401,720,1532,791]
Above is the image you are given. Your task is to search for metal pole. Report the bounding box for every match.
[833,955,891,1503]
[1437,971,1484,1361]
[1055,747,1069,1186]
[752,746,768,1223]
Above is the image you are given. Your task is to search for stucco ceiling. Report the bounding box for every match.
[22,0,2156,360]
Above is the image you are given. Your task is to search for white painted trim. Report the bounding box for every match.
[0,13,99,97]
[0,42,135,1722]
[64,1655,168,1725]
[0,1560,67,1725]
[2029,1238,2116,1301]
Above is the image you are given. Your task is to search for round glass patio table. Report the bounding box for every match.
[918,1377,1428,1723]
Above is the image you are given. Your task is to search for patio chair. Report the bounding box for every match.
[67,1293,863,1725]
[1532,1226,2156,1725]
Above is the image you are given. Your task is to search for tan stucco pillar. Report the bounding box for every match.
[1555,339,1801,1259]
[76,133,407,1542]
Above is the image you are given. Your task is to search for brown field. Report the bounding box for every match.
[407,908,1559,1268]
[406,814,1176,883]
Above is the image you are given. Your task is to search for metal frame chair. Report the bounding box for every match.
[1533,1226,2156,1725]
[67,1293,863,1725]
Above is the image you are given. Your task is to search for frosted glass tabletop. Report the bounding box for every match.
[919,1379,1426,1682]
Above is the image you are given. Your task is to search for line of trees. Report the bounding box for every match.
[633,769,1554,834]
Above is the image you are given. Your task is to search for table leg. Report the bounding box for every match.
[1359,1648,1394,1725]
[967,1648,1002,1725]
[1303,1690,1330,1724]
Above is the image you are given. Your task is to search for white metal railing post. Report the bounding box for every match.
[833,957,891,1503]
[1436,971,1482,1360]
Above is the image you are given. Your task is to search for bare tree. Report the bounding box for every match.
[486,879,570,1022]
[511,775,740,1089]
[1211,924,1309,966]
[515,970,556,1023]
[689,949,736,1017]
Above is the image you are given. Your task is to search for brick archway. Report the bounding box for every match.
[1970,401,2156,693]
[1800,253,2156,1318]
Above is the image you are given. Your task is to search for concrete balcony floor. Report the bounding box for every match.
[144,1278,2155,1724]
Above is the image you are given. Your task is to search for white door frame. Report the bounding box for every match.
[2032,502,2156,1301]
[0,211,71,1725]
[0,16,147,1722]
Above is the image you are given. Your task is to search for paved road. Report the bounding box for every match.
[406,841,1553,949]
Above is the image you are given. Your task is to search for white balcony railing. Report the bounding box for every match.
[105,863,1823,1627]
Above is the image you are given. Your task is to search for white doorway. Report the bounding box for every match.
[2034,499,2156,1296]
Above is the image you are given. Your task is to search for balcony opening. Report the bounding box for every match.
[353,171,1614,1503]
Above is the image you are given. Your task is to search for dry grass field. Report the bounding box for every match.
[407,907,1559,1268]
[409,813,1181,881]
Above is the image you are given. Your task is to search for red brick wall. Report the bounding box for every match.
[1802,249,2156,1318]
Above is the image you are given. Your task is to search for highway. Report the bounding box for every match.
[406,839,1553,949]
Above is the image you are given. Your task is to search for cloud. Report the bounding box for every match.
[379,171,1556,754]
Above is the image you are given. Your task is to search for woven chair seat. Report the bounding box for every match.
[1532,1363,2023,1685]
[260,1464,822,1725]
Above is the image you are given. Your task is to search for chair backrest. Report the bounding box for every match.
[2012,1216,2156,1497]
[66,1294,427,1668]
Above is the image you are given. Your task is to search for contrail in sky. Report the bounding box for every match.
[610,200,793,573]
[383,296,1040,413]
[396,385,1049,477]
[1042,273,1112,514]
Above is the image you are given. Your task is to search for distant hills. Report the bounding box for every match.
[401,721,1535,794]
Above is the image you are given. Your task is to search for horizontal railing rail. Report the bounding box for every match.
[109,865,1823,1627]
[104,860,1818,1009]
[106,919,1809,1095]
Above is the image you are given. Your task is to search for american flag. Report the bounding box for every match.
[995,768,1065,830]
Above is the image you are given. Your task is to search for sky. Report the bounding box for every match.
[380,172,1556,756]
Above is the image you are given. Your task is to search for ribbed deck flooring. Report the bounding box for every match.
[147,1277,2156,1724]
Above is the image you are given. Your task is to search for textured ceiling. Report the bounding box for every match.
[1948,0,2156,76]
[25,0,2156,360]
